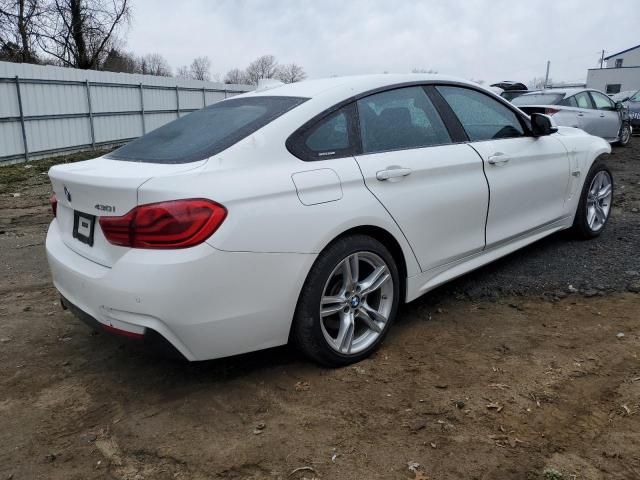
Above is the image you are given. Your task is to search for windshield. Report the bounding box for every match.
[107,96,308,163]
[512,93,565,106]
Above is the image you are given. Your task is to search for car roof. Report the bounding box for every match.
[519,88,583,97]
[242,74,479,100]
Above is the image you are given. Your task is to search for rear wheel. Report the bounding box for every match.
[571,161,613,239]
[292,235,400,367]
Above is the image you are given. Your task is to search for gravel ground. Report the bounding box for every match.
[0,140,639,480]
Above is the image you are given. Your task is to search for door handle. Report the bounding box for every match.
[599,114,605,117]
[487,153,510,166]
[376,167,412,181]
[577,113,584,117]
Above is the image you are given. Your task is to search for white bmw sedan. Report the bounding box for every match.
[46,74,613,366]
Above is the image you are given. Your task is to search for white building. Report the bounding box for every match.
[586,44,640,94]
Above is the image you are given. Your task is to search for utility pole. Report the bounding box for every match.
[600,50,605,69]
[544,60,550,89]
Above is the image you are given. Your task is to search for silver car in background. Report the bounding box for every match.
[512,88,632,146]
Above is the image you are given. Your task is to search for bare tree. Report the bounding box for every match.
[138,53,171,76]
[0,0,42,63]
[37,0,130,69]
[276,63,306,83]
[245,54,278,85]
[176,65,191,79]
[189,56,211,81]
[101,47,136,72]
[224,67,247,85]
[411,68,438,74]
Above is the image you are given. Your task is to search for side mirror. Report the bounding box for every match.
[530,113,558,137]
[615,101,625,111]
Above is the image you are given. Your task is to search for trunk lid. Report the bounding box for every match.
[49,156,207,267]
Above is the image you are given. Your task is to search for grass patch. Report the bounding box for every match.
[0,149,112,194]
[542,468,564,480]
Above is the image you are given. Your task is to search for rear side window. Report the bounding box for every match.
[437,86,524,141]
[107,96,307,163]
[559,96,578,107]
[305,110,349,152]
[357,86,451,153]
[512,93,565,106]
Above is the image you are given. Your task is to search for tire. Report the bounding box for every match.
[571,160,613,239]
[292,234,400,367]
[615,123,631,147]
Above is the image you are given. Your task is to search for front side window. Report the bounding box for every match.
[574,92,593,109]
[590,91,615,110]
[108,96,307,163]
[357,86,451,153]
[436,86,524,141]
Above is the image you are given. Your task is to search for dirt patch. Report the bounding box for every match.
[0,144,639,479]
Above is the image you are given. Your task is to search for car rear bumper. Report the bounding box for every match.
[60,294,186,359]
[46,220,316,361]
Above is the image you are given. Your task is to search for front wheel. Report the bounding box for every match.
[571,161,613,239]
[292,235,400,367]
[616,123,631,146]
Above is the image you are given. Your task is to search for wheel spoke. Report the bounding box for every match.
[359,265,390,296]
[341,254,359,290]
[358,303,387,332]
[349,253,359,286]
[321,295,346,317]
[587,207,596,228]
[595,203,606,224]
[335,312,355,353]
[597,183,611,200]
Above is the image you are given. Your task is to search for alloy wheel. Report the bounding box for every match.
[319,252,393,355]
[586,170,612,232]
[620,125,631,145]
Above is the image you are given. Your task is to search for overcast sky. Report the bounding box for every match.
[127,0,639,85]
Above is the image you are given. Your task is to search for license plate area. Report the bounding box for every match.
[73,211,96,246]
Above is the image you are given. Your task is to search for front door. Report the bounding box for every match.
[589,91,621,140]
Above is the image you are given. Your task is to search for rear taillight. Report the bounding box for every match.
[99,199,227,249]
[545,108,559,116]
[50,193,58,218]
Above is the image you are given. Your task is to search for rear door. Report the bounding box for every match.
[353,86,489,272]
[589,91,621,140]
[434,85,570,247]
[573,91,599,135]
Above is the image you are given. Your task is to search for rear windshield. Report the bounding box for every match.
[512,93,565,106]
[107,96,308,163]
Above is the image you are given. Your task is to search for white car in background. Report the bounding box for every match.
[512,88,632,146]
[46,74,612,366]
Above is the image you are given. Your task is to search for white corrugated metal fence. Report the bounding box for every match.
[0,61,253,165]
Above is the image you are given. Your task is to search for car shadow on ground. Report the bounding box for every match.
[70,228,585,388]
